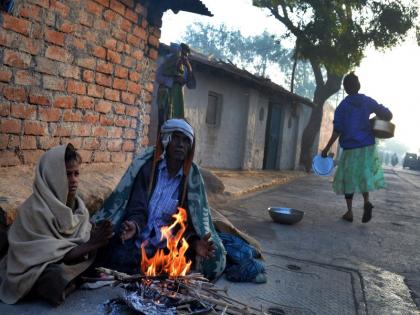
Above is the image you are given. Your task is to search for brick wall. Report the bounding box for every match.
[0,0,159,166]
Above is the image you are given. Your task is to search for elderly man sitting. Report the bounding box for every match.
[94,119,226,280]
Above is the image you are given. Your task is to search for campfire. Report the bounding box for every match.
[100,207,268,314]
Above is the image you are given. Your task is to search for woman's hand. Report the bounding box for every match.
[120,220,137,242]
[192,232,216,259]
[321,147,329,158]
[89,220,114,247]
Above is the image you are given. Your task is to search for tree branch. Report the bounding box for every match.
[310,59,324,87]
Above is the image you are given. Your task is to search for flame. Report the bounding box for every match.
[141,207,192,277]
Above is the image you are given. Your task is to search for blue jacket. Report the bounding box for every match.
[334,94,392,150]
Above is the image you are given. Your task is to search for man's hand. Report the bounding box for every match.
[193,232,216,259]
[89,220,113,248]
[120,220,137,242]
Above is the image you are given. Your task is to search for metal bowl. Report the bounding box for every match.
[268,207,304,225]
[370,117,395,139]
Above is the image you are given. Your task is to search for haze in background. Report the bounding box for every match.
[161,0,420,153]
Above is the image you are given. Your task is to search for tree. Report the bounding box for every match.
[182,22,316,98]
[253,0,419,170]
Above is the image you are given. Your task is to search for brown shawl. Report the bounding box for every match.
[0,145,92,304]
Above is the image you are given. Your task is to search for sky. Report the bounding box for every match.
[161,0,420,152]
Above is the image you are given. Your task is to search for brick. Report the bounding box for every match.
[86,0,104,16]
[77,150,92,163]
[107,50,121,64]
[76,57,96,70]
[3,86,27,102]
[0,119,21,134]
[121,92,135,105]
[93,18,108,31]
[82,137,100,150]
[95,100,112,113]
[94,0,110,7]
[63,110,83,122]
[61,137,83,150]
[130,118,137,128]
[148,35,159,48]
[0,135,8,149]
[1,13,31,36]
[129,71,140,82]
[127,34,140,47]
[77,96,94,109]
[15,70,40,86]
[79,11,93,27]
[116,41,130,54]
[107,126,122,138]
[0,67,12,82]
[110,0,125,15]
[45,29,65,46]
[115,66,128,79]
[50,1,70,17]
[58,64,80,79]
[44,10,56,27]
[39,107,61,122]
[45,45,73,63]
[135,2,147,15]
[21,150,44,165]
[100,114,114,126]
[111,152,126,163]
[39,136,60,149]
[53,95,74,108]
[126,105,139,117]
[0,103,10,116]
[104,38,117,50]
[51,123,72,137]
[120,19,132,33]
[69,37,86,50]
[18,36,42,55]
[123,56,135,68]
[71,123,91,137]
[115,117,130,127]
[4,49,32,69]
[133,26,147,40]
[84,112,100,124]
[11,104,36,119]
[127,81,140,94]
[29,92,50,106]
[92,126,107,137]
[91,45,106,59]
[148,48,158,60]
[19,3,42,21]
[131,49,144,61]
[67,80,86,95]
[35,56,58,75]
[145,82,154,93]
[43,75,65,91]
[112,28,126,42]
[87,84,104,98]
[107,139,122,151]
[97,61,114,74]
[123,128,136,139]
[104,88,120,101]
[96,73,112,87]
[113,78,127,90]
[103,9,118,23]
[34,0,49,8]
[0,29,16,48]
[21,136,37,149]
[93,151,110,162]
[0,151,21,166]
[82,70,95,82]
[7,135,19,149]
[114,103,125,114]
[122,140,135,152]
[24,121,47,135]
[125,9,138,23]
[58,21,77,34]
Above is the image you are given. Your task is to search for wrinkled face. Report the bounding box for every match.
[166,131,192,162]
[66,160,80,197]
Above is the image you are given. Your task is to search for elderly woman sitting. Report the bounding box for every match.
[0,144,113,306]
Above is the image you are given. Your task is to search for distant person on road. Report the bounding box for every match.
[0,144,113,306]
[391,153,399,167]
[322,72,393,223]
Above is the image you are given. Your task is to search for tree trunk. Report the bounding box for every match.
[299,70,342,171]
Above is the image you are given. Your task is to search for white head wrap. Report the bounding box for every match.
[160,119,194,156]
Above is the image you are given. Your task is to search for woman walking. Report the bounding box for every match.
[322,72,393,223]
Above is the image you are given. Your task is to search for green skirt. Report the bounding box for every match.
[333,145,385,195]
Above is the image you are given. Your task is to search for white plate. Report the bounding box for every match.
[312,154,334,176]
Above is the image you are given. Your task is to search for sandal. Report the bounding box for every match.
[342,211,353,222]
[362,202,374,223]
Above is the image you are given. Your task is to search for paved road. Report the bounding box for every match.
[217,169,420,314]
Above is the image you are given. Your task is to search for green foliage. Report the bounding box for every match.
[182,22,316,98]
[253,0,419,75]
